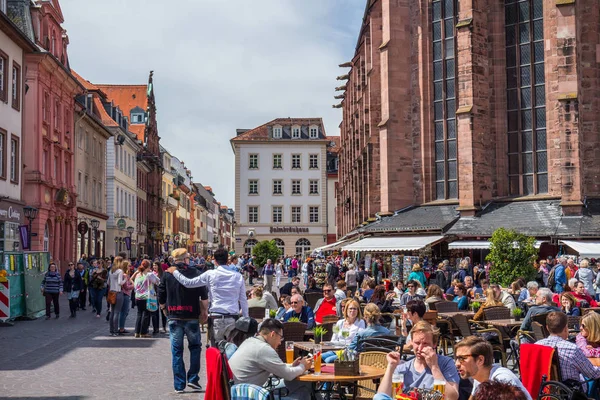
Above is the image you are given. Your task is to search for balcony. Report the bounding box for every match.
[166,196,178,210]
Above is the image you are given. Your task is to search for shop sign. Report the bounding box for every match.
[0,205,22,222]
[77,222,89,235]
[269,226,309,234]
[117,219,127,230]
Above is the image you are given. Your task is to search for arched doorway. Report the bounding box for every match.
[244,239,258,255]
[295,238,311,256]
[273,238,285,256]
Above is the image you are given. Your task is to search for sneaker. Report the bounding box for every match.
[135,333,141,338]
[174,389,185,394]
[96,314,100,318]
[187,382,202,391]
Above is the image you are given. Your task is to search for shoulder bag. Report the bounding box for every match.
[146,276,158,312]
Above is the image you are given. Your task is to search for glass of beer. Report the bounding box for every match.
[285,341,294,364]
[313,344,322,375]
[392,373,404,396]
[433,379,446,396]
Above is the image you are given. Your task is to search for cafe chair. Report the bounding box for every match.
[519,344,559,398]
[356,351,388,400]
[205,346,233,400]
[230,383,271,400]
[451,314,508,367]
[567,315,581,332]
[434,301,458,313]
[248,307,266,319]
[276,321,307,362]
[358,335,402,353]
[482,306,511,320]
[304,292,321,310]
[582,307,600,316]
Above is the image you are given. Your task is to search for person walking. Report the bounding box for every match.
[41,262,63,319]
[118,260,133,335]
[151,262,167,334]
[89,261,107,318]
[76,262,89,311]
[132,260,160,338]
[263,259,274,293]
[275,258,283,289]
[63,262,83,318]
[107,256,126,336]
[158,248,209,393]
[167,246,248,346]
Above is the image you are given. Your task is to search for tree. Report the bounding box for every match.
[252,240,282,271]
[486,228,538,286]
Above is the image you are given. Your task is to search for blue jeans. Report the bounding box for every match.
[321,351,338,363]
[119,294,131,330]
[90,288,104,315]
[169,319,201,391]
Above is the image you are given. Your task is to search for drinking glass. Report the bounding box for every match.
[313,343,322,375]
[341,329,350,345]
[285,341,294,364]
[433,379,446,396]
[392,373,404,396]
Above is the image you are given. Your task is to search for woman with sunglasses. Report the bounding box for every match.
[63,262,83,318]
[322,299,366,362]
[576,312,600,357]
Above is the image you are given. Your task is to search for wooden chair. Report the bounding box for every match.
[321,314,339,325]
[445,294,455,302]
[320,322,335,341]
[482,306,511,320]
[567,315,581,332]
[358,335,402,353]
[532,321,549,340]
[428,301,440,311]
[434,301,458,313]
[304,292,321,310]
[583,307,600,316]
[450,314,507,366]
[248,307,266,319]
[276,321,307,361]
[423,310,438,326]
[357,351,388,399]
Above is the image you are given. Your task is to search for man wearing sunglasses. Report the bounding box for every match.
[313,284,337,324]
[454,336,531,399]
[282,294,315,329]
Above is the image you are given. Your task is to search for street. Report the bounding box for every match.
[0,295,207,400]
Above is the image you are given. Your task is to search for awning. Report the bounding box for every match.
[342,235,444,252]
[312,237,358,253]
[559,240,600,258]
[448,240,546,250]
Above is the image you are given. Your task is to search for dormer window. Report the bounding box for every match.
[309,125,319,139]
[130,106,145,124]
[273,125,282,139]
[292,125,301,139]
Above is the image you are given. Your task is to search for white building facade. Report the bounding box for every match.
[231,118,329,257]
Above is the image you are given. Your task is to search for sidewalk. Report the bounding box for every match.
[0,294,207,399]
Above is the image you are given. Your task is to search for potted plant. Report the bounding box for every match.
[269,309,277,319]
[471,301,481,313]
[313,326,328,345]
[512,307,523,321]
[287,317,300,323]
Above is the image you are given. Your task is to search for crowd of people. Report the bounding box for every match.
[39,249,600,398]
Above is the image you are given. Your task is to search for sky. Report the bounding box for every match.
[61,0,365,208]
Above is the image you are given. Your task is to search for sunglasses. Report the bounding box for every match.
[455,354,474,363]
[323,290,332,293]
[291,301,300,304]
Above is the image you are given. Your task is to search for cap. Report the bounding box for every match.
[235,317,258,335]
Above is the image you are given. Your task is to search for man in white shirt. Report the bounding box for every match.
[491,284,516,312]
[454,336,532,400]
[167,246,248,346]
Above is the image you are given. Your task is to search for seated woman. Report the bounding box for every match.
[362,279,377,302]
[322,299,366,362]
[560,292,581,316]
[369,285,396,324]
[348,303,391,351]
[400,299,426,351]
[452,283,469,310]
[424,284,444,310]
[275,295,291,320]
[576,312,600,357]
[219,316,259,359]
[247,286,267,308]
[304,277,321,294]
[473,288,504,321]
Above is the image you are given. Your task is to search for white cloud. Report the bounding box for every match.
[61,0,364,207]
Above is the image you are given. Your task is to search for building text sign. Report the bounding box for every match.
[269,226,309,234]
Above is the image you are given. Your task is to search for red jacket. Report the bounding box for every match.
[205,347,232,400]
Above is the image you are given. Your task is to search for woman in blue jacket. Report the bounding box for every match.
[452,283,469,310]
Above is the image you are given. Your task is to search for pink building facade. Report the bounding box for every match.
[11,0,82,270]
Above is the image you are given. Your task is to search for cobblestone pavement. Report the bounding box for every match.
[0,295,208,400]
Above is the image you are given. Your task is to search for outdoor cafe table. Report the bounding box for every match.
[589,357,600,367]
[439,311,476,319]
[296,363,385,400]
[294,341,347,353]
[483,318,522,329]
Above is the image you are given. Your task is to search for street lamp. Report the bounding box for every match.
[23,206,38,251]
[126,226,134,259]
[91,219,100,258]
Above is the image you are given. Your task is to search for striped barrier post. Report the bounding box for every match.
[0,271,9,322]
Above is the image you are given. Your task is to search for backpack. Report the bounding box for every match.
[547,265,558,289]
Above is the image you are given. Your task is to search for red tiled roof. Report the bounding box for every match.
[327,136,341,153]
[231,118,325,142]
[204,186,212,192]
[95,84,148,141]
[71,70,100,91]
[94,97,118,127]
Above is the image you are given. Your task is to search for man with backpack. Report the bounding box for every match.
[548,256,567,293]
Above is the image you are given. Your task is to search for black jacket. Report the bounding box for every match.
[280,282,295,296]
[158,263,208,320]
[63,270,83,292]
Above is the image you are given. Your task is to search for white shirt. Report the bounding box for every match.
[330,318,366,343]
[173,265,249,317]
[472,365,532,400]
[108,269,125,292]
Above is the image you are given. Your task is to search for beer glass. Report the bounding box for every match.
[313,343,322,375]
[433,379,446,396]
[392,373,404,396]
[285,341,294,364]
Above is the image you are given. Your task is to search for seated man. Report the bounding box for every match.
[491,284,517,312]
[395,321,459,399]
[229,318,312,400]
[280,276,300,297]
[520,287,561,332]
[313,284,337,324]
[283,294,315,329]
[536,311,600,387]
[518,281,538,303]
[454,336,531,400]
[572,280,598,307]
[374,321,459,400]
[464,276,483,299]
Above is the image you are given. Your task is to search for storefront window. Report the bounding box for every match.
[0,222,20,252]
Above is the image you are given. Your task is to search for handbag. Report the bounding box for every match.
[146,280,158,312]
[107,290,117,305]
